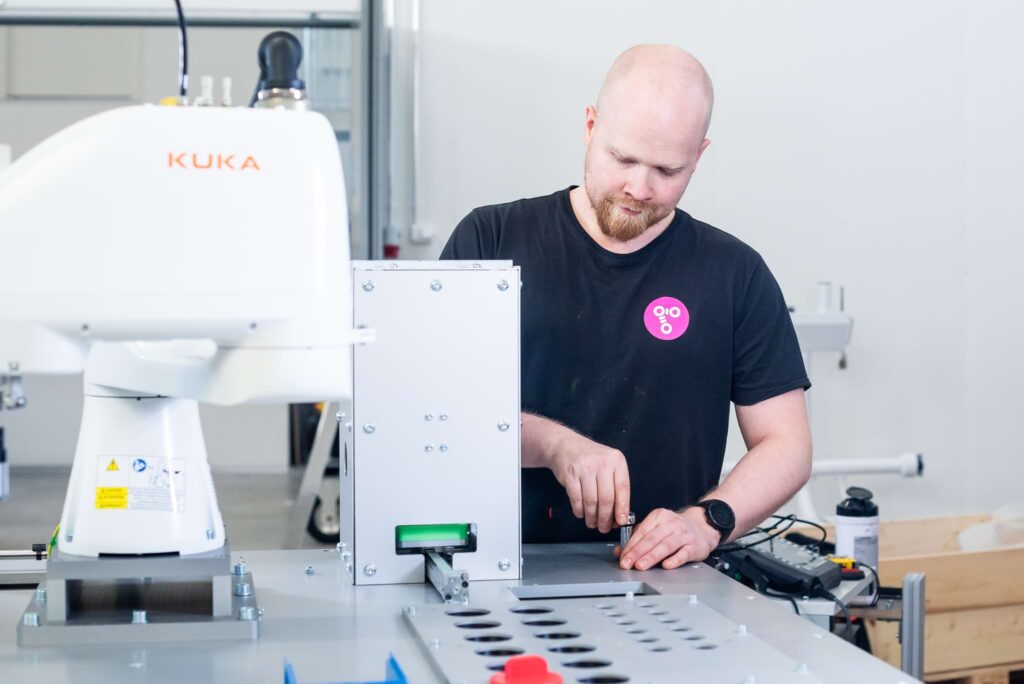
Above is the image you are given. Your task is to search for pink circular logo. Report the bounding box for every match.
[643,296,689,341]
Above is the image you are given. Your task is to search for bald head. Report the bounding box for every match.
[596,44,714,140]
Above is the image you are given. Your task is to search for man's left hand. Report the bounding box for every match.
[617,507,720,570]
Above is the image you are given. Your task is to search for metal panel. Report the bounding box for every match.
[346,262,520,586]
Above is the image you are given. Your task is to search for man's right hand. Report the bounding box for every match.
[521,413,631,534]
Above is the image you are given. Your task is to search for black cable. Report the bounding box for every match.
[172,0,188,100]
[819,589,852,636]
[860,562,880,607]
[763,588,801,615]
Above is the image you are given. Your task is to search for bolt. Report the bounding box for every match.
[362,424,376,434]
[498,421,510,432]
[305,565,315,576]
[232,562,248,576]
[425,444,434,452]
[341,550,352,562]
[497,279,509,291]
[206,529,216,540]
[498,558,511,572]
[362,280,375,292]
[132,610,148,624]
[344,562,353,574]
[346,422,353,433]
[35,587,46,603]
[430,280,442,291]
[257,607,265,618]
[234,582,253,597]
[439,413,448,421]
[439,444,449,452]
[238,606,257,621]
[22,612,39,627]
[425,413,434,421]
[336,411,346,422]
[363,564,377,577]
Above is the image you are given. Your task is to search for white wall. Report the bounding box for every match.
[398,1,1023,520]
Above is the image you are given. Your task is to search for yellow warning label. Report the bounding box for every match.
[95,487,128,509]
[106,459,120,472]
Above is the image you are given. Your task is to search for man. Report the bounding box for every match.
[440,45,812,571]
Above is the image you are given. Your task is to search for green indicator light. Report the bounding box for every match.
[396,524,469,544]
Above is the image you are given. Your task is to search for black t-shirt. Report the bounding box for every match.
[440,187,809,543]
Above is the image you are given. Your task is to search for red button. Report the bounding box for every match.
[489,654,562,684]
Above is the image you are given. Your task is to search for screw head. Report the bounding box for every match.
[363,564,377,577]
[498,558,511,571]
[424,444,434,452]
[336,411,347,422]
[22,611,39,627]
[439,444,449,452]
[131,609,148,624]
[248,322,258,332]
[238,606,257,621]
[497,279,510,291]
[404,605,417,615]
[232,561,248,576]
[430,280,442,291]
[80,323,91,336]
[439,413,448,421]
[688,594,699,604]
[498,421,510,432]
[35,587,46,603]
[206,529,216,540]
[362,280,375,292]
[362,423,376,434]
[305,565,315,576]
[424,413,434,421]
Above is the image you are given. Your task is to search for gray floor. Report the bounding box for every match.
[0,466,334,551]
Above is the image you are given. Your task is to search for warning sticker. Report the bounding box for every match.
[95,487,128,509]
[95,456,186,512]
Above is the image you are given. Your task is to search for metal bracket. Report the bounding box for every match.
[900,572,926,680]
[424,550,469,604]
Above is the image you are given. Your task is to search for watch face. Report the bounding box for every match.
[704,500,735,531]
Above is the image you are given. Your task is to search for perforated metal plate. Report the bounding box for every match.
[403,594,824,684]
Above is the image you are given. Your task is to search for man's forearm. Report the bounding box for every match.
[521,412,566,469]
[701,432,812,541]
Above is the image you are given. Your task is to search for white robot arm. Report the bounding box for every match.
[0,105,356,556]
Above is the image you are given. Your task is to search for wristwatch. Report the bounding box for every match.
[696,499,735,543]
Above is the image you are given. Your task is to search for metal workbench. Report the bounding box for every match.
[0,544,918,683]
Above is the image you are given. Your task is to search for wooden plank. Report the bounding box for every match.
[878,515,991,556]
[868,606,1024,676]
[921,604,1024,674]
[880,546,1024,612]
[926,661,1024,683]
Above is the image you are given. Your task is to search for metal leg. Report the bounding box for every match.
[285,401,339,547]
[900,572,926,680]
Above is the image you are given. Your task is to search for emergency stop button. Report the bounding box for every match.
[489,654,562,684]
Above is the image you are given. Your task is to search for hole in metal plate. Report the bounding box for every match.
[533,631,581,640]
[561,659,613,669]
[548,644,597,654]
[696,644,719,650]
[577,676,630,683]
[613,619,637,626]
[455,620,502,630]
[522,618,567,627]
[509,606,554,614]
[465,633,513,643]
[446,608,490,617]
[474,647,524,657]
